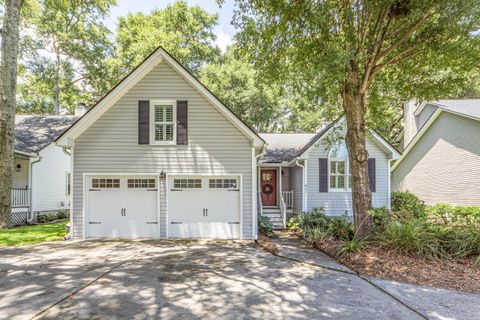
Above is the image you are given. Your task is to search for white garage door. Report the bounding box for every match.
[86,176,159,238]
[168,176,240,239]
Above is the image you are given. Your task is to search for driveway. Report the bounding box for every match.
[0,239,477,320]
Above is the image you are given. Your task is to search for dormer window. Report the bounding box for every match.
[151,101,176,144]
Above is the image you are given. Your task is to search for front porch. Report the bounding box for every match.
[11,153,32,225]
[258,166,298,229]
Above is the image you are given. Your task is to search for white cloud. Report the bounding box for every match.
[214,27,233,53]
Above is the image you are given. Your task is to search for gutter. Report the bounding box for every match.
[295,158,307,213]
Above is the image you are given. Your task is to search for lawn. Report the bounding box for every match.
[0,220,68,247]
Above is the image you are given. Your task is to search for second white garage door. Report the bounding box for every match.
[168,176,241,239]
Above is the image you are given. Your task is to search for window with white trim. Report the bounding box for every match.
[151,101,176,144]
[92,178,120,189]
[127,178,156,189]
[173,179,202,189]
[209,178,237,189]
[329,142,352,191]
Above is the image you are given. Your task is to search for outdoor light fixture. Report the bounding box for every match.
[159,170,166,180]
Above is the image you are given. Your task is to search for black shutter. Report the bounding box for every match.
[176,100,188,145]
[368,158,376,192]
[138,100,149,144]
[319,158,328,192]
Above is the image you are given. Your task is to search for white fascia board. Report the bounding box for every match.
[57,52,164,147]
[391,108,442,171]
[300,117,346,159]
[159,49,264,149]
[367,130,401,160]
[414,100,429,116]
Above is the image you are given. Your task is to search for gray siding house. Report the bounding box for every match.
[57,46,399,238]
[392,99,480,206]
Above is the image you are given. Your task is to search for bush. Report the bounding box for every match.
[432,225,480,259]
[258,215,274,237]
[391,191,426,219]
[37,213,58,224]
[303,227,330,246]
[327,215,354,241]
[56,211,68,220]
[426,203,480,227]
[286,215,302,232]
[368,207,389,227]
[298,208,329,230]
[338,238,365,255]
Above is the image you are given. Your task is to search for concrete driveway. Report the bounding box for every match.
[0,239,476,320]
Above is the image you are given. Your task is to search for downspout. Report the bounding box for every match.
[62,146,72,239]
[295,158,307,213]
[28,156,42,222]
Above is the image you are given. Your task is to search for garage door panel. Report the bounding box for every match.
[168,176,241,239]
[86,176,159,238]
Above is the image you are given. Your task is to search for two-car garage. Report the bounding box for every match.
[84,175,241,239]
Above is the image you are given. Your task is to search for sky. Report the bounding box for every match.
[106,0,237,52]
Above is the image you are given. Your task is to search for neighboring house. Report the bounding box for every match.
[56,46,399,239]
[12,114,80,224]
[392,99,480,206]
[259,119,400,227]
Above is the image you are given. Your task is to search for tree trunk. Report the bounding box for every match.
[0,0,22,228]
[342,72,372,237]
[53,50,61,115]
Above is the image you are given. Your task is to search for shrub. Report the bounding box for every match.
[37,213,58,224]
[298,208,329,230]
[391,191,426,219]
[368,207,389,227]
[432,225,480,259]
[303,227,330,246]
[426,203,480,227]
[56,211,68,220]
[286,215,302,232]
[258,215,274,237]
[375,219,442,259]
[327,215,354,241]
[338,238,365,255]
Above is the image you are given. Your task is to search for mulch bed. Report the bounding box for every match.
[256,233,279,254]
[316,238,480,293]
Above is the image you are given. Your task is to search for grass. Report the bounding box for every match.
[0,220,68,247]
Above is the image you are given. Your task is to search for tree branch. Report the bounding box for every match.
[371,45,420,77]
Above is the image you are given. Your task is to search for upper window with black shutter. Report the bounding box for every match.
[150,100,176,145]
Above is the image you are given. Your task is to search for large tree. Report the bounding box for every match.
[17,0,115,115]
[231,0,480,235]
[115,0,220,77]
[0,0,22,227]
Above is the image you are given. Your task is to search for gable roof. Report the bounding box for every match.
[15,115,79,155]
[415,99,480,120]
[393,99,480,171]
[56,46,264,148]
[260,117,400,164]
[259,133,316,162]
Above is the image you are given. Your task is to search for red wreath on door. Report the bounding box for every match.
[262,183,274,197]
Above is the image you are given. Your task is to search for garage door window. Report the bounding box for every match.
[173,179,202,189]
[92,178,120,188]
[128,178,156,189]
[209,179,237,189]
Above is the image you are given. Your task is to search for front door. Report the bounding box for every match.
[260,169,277,206]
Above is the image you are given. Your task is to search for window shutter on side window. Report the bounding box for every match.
[176,100,188,145]
[138,100,150,144]
[368,158,376,192]
[319,158,328,192]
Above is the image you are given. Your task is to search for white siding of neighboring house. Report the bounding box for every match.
[306,128,389,216]
[72,61,254,239]
[31,144,71,212]
[392,112,480,206]
[13,158,29,188]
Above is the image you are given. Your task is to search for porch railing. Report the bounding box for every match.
[11,188,30,208]
[282,191,293,209]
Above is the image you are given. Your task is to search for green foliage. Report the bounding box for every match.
[368,207,390,227]
[298,208,329,230]
[426,203,480,227]
[258,215,274,237]
[327,216,354,241]
[115,1,220,76]
[338,238,366,255]
[391,191,426,218]
[199,46,288,131]
[303,227,330,246]
[17,0,116,114]
[286,215,302,232]
[298,208,354,243]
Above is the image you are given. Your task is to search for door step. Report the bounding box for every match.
[261,210,284,229]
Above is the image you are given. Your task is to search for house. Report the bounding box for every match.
[259,119,400,227]
[12,114,80,224]
[392,99,480,206]
[56,46,399,239]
